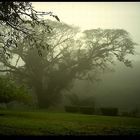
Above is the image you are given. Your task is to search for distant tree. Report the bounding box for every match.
[0,20,137,108]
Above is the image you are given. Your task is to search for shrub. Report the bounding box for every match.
[64,105,95,115]
[121,109,140,118]
[64,106,79,113]
[0,103,7,110]
[0,76,33,105]
[79,106,95,115]
[100,107,118,116]
[129,109,140,117]
[64,93,95,115]
[121,111,129,117]
[94,108,102,115]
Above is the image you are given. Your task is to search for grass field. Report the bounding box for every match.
[0,110,140,135]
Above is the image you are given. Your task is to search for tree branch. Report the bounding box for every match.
[0,69,15,73]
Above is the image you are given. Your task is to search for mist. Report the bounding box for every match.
[0,1,140,113]
[0,2,140,136]
[70,61,140,112]
[31,2,140,112]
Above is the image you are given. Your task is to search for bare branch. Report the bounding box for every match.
[15,55,20,67]
[0,69,15,73]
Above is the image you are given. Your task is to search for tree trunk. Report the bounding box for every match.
[35,85,51,109]
[37,93,50,109]
[33,79,62,109]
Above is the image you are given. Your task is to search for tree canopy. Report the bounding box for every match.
[0,2,59,57]
[0,2,59,33]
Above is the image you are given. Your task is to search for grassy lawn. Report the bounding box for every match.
[0,110,140,135]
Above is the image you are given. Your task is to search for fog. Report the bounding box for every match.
[95,65,140,112]
[2,2,140,136]
[32,2,140,59]
[1,2,140,113]
[70,61,140,112]
[32,2,140,111]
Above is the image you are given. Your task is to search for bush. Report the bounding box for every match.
[129,109,140,117]
[94,108,102,115]
[79,106,95,115]
[65,105,95,115]
[0,76,33,105]
[121,109,140,118]
[100,107,118,116]
[0,103,7,110]
[64,106,79,113]
[121,111,130,117]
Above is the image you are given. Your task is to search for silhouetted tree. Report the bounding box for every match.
[0,2,59,57]
[0,20,136,108]
[0,2,59,33]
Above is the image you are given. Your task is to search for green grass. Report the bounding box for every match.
[0,110,140,135]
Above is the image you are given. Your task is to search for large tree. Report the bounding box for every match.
[0,20,136,108]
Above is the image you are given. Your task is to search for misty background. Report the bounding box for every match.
[32,2,140,111]
[1,2,140,136]
[0,2,139,112]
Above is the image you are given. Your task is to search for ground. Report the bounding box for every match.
[0,110,140,135]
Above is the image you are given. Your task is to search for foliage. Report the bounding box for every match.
[64,106,79,113]
[121,109,140,118]
[0,2,60,57]
[0,2,59,31]
[100,107,119,116]
[83,29,136,68]
[79,106,95,115]
[0,76,32,104]
[121,112,130,117]
[64,105,95,115]
[129,109,140,117]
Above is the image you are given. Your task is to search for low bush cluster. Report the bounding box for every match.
[64,106,79,113]
[79,106,95,115]
[64,106,95,115]
[121,109,140,118]
[100,108,119,116]
[65,106,120,116]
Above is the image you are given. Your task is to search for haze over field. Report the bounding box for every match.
[32,2,140,111]
[32,2,140,60]
[1,2,140,136]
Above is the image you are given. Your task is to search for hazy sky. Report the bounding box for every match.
[32,2,140,60]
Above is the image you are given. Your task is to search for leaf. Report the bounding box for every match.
[2,47,6,53]
[38,50,42,56]
[54,15,60,22]
[41,45,45,50]
[46,44,49,50]
[6,52,10,59]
